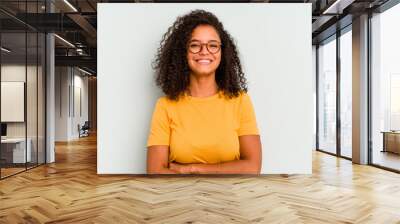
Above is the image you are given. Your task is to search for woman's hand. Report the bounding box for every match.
[169,162,194,174]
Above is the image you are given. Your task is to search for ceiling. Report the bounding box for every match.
[0,0,393,75]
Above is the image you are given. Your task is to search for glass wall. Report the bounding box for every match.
[27,31,38,169]
[339,28,352,158]
[0,31,28,177]
[317,36,337,154]
[38,32,45,165]
[371,3,400,171]
[0,1,46,179]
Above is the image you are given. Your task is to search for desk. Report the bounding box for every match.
[381,131,400,154]
[1,138,31,163]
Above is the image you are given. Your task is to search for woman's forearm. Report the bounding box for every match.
[158,168,179,174]
[150,160,260,174]
[190,159,260,174]
[147,166,178,174]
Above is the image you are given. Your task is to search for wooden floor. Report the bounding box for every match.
[1,134,400,223]
[0,167,26,178]
[372,150,400,171]
[1,163,45,178]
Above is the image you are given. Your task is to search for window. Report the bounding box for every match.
[339,28,352,158]
[370,3,400,171]
[318,36,337,154]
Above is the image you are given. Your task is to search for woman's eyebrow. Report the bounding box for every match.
[189,39,220,42]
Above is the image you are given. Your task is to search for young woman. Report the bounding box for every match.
[147,10,261,174]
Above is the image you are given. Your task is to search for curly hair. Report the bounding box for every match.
[153,9,247,101]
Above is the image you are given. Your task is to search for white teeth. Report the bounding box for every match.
[197,59,211,64]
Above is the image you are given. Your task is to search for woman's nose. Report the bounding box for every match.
[199,45,209,55]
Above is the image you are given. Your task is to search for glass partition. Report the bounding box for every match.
[339,28,352,158]
[27,31,38,169]
[317,36,337,155]
[38,32,45,165]
[1,31,28,177]
[0,1,46,179]
[371,3,400,171]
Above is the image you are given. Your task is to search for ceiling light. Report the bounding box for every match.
[63,0,78,12]
[78,67,93,76]
[1,47,11,53]
[323,0,341,14]
[322,0,354,15]
[76,48,85,55]
[54,34,75,48]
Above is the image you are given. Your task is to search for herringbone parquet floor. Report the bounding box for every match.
[1,134,400,224]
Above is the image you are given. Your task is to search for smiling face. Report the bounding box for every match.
[187,25,222,77]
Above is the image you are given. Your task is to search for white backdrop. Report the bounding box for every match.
[97,3,313,174]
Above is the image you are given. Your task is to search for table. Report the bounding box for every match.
[381,131,400,154]
[1,138,32,163]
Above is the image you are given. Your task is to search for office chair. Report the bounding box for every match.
[79,121,90,138]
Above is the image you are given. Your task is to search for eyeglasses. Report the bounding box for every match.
[187,41,222,54]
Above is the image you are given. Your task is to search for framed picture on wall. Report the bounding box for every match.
[1,81,25,122]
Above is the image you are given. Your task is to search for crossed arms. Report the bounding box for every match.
[147,135,262,174]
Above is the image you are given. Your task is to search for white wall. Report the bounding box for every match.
[55,67,69,141]
[55,67,89,141]
[98,3,313,174]
[72,72,89,138]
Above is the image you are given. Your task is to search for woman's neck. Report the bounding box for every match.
[188,73,218,97]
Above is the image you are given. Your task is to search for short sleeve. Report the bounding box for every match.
[238,93,259,136]
[147,98,171,147]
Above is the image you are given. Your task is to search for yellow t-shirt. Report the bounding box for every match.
[147,91,259,164]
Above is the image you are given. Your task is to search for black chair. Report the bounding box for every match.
[79,121,90,138]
